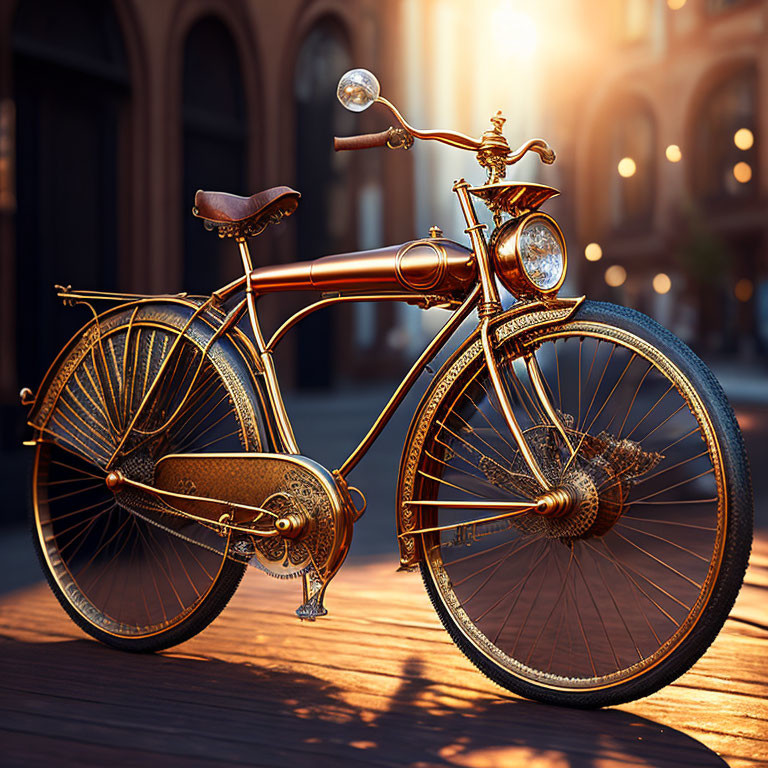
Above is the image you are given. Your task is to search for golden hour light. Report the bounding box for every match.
[492,4,538,60]
[667,0,687,8]
[617,157,636,178]
[734,128,754,151]
[605,265,627,287]
[734,278,754,302]
[653,273,671,294]
[665,144,682,163]
[733,162,752,184]
[584,242,602,262]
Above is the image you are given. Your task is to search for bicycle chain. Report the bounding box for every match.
[116,490,307,575]
[117,489,239,560]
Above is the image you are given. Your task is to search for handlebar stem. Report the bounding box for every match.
[453,180,501,317]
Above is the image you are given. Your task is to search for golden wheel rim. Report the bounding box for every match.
[33,315,252,638]
[414,319,726,690]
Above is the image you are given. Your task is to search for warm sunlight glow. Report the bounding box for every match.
[734,278,754,302]
[733,162,752,184]
[653,273,671,294]
[734,128,754,151]
[618,157,637,178]
[665,144,682,163]
[584,243,603,262]
[492,3,538,60]
[605,265,627,288]
[667,0,687,9]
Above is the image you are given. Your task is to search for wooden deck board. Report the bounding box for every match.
[0,537,766,767]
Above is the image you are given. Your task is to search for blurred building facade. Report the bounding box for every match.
[0,0,420,451]
[1,0,767,456]
[545,0,768,359]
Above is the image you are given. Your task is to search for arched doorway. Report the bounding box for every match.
[687,65,761,355]
[13,0,129,390]
[588,96,657,237]
[294,18,354,389]
[691,66,757,204]
[182,17,247,294]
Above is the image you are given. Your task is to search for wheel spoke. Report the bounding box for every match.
[33,317,249,640]
[417,321,725,690]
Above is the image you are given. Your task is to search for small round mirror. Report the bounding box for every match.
[337,69,380,112]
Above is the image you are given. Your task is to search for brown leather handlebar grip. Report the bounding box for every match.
[334,129,392,151]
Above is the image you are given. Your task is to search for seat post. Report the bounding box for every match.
[236,236,300,455]
[236,236,253,273]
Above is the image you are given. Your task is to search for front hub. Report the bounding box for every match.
[479,419,661,542]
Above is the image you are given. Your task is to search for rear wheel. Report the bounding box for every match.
[31,306,261,651]
[410,301,752,707]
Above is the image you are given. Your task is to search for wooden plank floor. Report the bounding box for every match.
[1,536,766,768]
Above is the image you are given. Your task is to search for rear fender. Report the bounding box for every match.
[25,297,275,453]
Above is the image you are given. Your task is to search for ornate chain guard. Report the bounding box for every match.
[252,469,337,578]
[150,453,355,619]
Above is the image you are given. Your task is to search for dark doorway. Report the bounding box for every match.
[13,0,128,394]
[294,19,354,389]
[182,17,247,295]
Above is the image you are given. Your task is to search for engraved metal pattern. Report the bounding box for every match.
[206,208,287,239]
[253,468,336,579]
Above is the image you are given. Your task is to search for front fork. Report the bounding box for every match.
[480,319,576,490]
[454,179,574,494]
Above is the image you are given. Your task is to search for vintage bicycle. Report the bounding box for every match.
[21,69,752,708]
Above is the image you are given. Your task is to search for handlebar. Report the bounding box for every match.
[333,89,556,181]
[334,126,414,152]
[334,129,395,152]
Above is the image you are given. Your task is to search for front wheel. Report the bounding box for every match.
[409,301,752,707]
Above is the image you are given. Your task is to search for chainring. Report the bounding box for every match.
[248,468,339,579]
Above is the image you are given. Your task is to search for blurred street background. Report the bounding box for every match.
[0,0,767,587]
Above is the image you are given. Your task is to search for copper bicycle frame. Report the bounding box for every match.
[27,190,568,538]
[210,179,563,492]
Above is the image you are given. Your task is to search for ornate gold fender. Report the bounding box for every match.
[395,296,585,569]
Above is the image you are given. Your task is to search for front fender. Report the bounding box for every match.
[395,296,584,568]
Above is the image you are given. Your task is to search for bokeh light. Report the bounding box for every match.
[667,0,686,8]
[653,273,671,294]
[584,242,602,262]
[734,128,754,150]
[665,144,682,163]
[733,162,752,183]
[734,278,754,302]
[605,265,627,287]
[617,157,637,178]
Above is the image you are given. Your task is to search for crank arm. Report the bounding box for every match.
[105,470,280,537]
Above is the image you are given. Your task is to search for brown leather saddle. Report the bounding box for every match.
[193,186,300,238]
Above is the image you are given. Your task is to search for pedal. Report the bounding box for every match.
[295,569,329,621]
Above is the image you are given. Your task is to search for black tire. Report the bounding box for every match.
[416,300,752,707]
[29,303,265,652]
[30,502,246,653]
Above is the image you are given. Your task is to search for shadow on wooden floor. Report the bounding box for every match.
[0,636,728,768]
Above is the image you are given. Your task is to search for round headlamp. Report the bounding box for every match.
[491,212,567,297]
